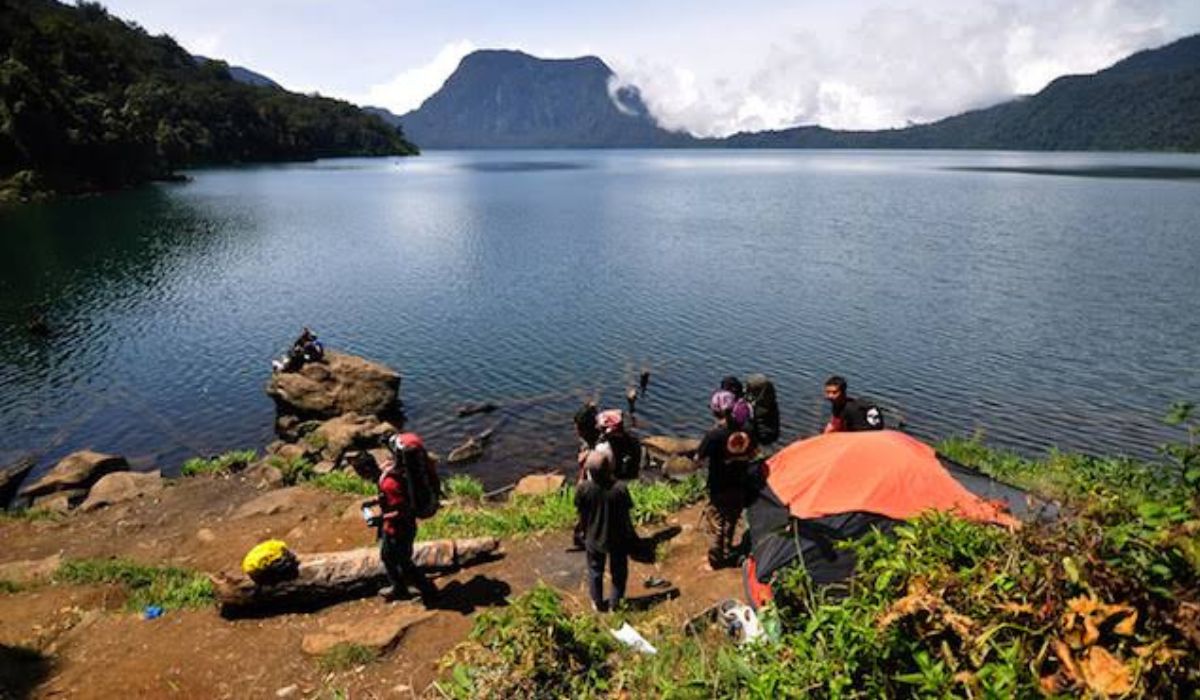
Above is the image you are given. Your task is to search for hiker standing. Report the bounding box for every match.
[574,448,635,612]
[822,375,885,433]
[698,390,756,570]
[373,433,439,605]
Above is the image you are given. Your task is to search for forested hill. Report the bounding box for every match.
[0,0,417,202]
[721,33,1200,152]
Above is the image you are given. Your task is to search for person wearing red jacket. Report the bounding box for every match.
[374,433,439,605]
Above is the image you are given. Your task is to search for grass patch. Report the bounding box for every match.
[180,449,258,477]
[418,476,703,541]
[309,470,376,496]
[267,454,316,485]
[444,474,485,503]
[55,558,215,611]
[0,508,61,523]
[317,643,378,673]
[0,580,22,594]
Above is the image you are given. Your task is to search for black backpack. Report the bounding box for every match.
[605,432,643,481]
[745,374,781,446]
[396,445,441,519]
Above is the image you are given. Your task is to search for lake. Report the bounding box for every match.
[2,150,1198,486]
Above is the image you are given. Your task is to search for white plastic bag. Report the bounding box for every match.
[610,622,658,655]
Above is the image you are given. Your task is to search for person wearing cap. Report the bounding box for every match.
[374,432,438,605]
[698,390,756,570]
[574,446,635,612]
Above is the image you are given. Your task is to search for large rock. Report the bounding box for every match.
[300,606,435,656]
[447,437,484,465]
[79,470,163,512]
[32,489,88,513]
[306,413,397,464]
[0,554,62,585]
[513,473,565,497]
[0,455,36,508]
[266,351,400,421]
[642,436,701,459]
[19,450,129,500]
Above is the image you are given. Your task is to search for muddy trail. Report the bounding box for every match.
[0,474,743,699]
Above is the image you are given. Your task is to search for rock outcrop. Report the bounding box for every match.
[301,606,434,655]
[513,473,565,497]
[19,451,129,501]
[0,455,36,508]
[305,413,397,465]
[79,471,163,511]
[266,351,400,422]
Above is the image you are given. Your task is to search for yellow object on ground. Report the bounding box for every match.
[242,539,292,577]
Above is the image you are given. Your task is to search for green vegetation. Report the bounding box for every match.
[418,475,704,541]
[0,508,61,522]
[55,558,214,610]
[1,0,417,202]
[0,580,22,594]
[317,643,378,673]
[267,454,316,486]
[180,449,258,477]
[309,470,376,497]
[444,474,486,503]
[443,420,1200,697]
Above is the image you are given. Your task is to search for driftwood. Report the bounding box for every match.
[213,537,501,616]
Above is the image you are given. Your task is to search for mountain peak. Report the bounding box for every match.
[400,49,690,148]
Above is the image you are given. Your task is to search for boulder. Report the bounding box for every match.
[231,487,306,519]
[242,461,285,490]
[32,489,88,513]
[306,413,396,464]
[0,455,36,509]
[79,471,163,512]
[663,455,699,478]
[642,436,701,460]
[513,473,565,497]
[19,450,129,500]
[300,606,435,656]
[266,351,400,421]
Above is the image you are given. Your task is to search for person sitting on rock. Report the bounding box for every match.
[372,435,438,605]
[272,327,325,373]
[574,447,635,612]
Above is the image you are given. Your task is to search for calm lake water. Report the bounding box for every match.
[2,150,1199,485]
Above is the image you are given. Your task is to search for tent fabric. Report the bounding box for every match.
[763,430,1020,528]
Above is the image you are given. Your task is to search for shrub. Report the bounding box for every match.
[180,450,257,477]
[55,558,215,610]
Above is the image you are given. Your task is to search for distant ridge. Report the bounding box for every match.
[719,33,1200,151]
[192,55,282,90]
[399,50,695,148]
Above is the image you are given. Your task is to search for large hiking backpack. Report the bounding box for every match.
[605,432,643,481]
[746,374,780,445]
[390,434,441,519]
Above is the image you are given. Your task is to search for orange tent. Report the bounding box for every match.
[764,430,1019,528]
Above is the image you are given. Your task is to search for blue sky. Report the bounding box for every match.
[101,0,1200,135]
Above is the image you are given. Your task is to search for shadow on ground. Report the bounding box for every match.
[0,644,51,700]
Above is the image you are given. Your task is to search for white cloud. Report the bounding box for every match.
[359,39,477,114]
[612,0,1172,136]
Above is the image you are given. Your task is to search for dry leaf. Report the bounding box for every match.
[999,602,1035,616]
[1052,638,1081,684]
[1081,647,1133,697]
[1112,610,1137,636]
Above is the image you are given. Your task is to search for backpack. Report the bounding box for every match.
[395,444,441,519]
[605,432,643,481]
[745,374,780,445]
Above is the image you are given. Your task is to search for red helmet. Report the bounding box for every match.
[389,432,425,452]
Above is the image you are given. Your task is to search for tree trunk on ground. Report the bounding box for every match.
[212,537,501,616]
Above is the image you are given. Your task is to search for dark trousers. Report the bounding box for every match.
[380,521,436,600]
[586,548,628,610]
[707,489,745,568]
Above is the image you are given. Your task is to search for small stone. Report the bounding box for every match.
[276,685,298,698]
[196,528,216,543]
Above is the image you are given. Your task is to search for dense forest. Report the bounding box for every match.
[0,0,417,202]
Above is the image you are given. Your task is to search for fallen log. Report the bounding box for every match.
[212,536,501,616]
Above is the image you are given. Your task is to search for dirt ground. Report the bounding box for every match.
[0,474,744,699]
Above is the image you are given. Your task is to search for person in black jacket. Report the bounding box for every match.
[823,375,884,433]
[574,448,635,612]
